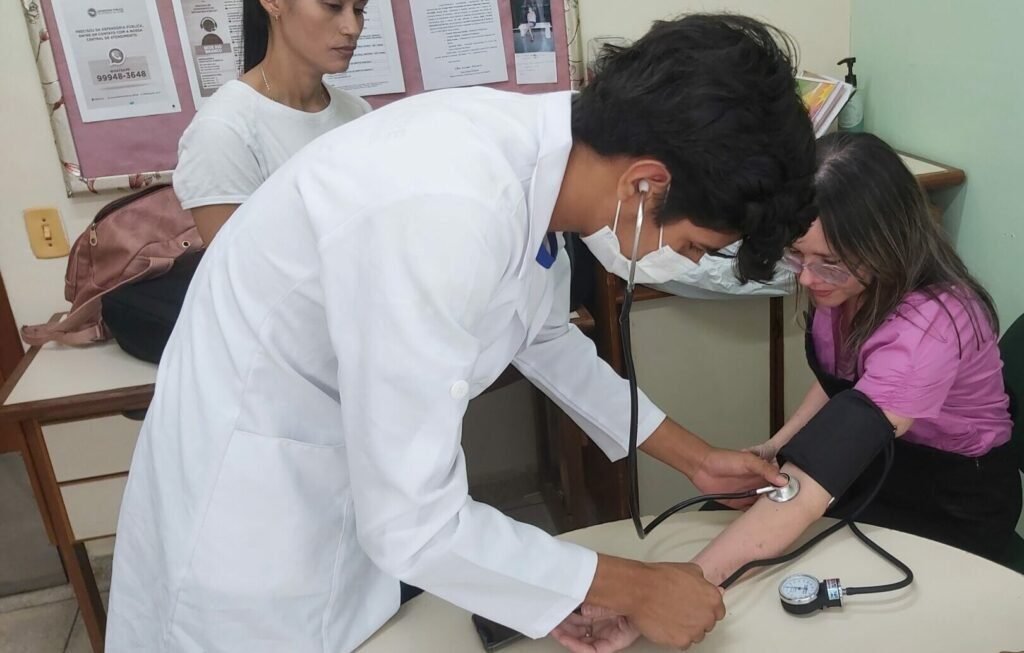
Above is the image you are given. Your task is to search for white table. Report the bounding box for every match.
[0,309,600,652]
[0,340,157,652]
[358,512,1024,652]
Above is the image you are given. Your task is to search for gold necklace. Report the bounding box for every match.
[259,64,330,109]
[260,64,272,97]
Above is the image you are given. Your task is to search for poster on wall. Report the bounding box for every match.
[509,0,556,84]
[172,0,239,106]
[325,0,406,97]
[49,0,182,122]
[224,0,244,76]
[409,0,509,91]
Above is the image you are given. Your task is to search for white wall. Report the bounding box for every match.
[579,0,852,76]
[0,1,125,329]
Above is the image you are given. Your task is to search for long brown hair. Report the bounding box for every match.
[813,132,998,356]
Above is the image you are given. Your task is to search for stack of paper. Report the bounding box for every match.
[797,72,855,138]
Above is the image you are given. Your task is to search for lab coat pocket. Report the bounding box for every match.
[174,430,349,641]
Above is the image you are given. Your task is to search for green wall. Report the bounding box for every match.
[851,0,1024,331]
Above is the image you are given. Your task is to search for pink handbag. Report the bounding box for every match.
[21,184,203,347]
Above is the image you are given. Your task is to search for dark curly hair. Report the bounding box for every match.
[572,14,817,282]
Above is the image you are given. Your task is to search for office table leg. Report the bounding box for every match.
[23,420,107,652]
[60,541,107,651]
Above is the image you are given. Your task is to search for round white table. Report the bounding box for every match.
[357,512,1024,652]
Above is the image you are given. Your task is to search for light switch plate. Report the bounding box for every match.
[24,207,70,259]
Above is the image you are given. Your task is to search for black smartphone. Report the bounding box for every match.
[471,614,525,651]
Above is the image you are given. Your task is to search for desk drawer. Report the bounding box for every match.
[44,416,141,482]
[61,476,127,541]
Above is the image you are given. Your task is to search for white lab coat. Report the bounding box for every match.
[106,88,666,652]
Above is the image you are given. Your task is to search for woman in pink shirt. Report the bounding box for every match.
[693,133,1021,584]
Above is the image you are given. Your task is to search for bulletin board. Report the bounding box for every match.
[21,0,583,197]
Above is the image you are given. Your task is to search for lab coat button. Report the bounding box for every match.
[450,380,469,399]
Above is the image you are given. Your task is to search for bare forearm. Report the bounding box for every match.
[192,204,238,245]
[639,418,711,478]
[690,463,831,586]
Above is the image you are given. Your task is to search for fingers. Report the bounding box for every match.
[554,616,591,639]
[563,612,592,627]
[630,562,727,650]
[580,604,619,620]
[551,628,596,653]
[589,617,642,653]
[677,562,707,579]
[713,596,726,621]
[745,453,786,485]
[744,444,782,468]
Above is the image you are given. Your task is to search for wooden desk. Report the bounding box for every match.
[578,153,967,524]
[0,308,596,652]
[900,152,967,190]
[358,512,1024,652]
[0,340,155,652]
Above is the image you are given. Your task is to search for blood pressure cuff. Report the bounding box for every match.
[778,390,896,500]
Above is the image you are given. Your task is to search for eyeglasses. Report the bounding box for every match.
[779,250,852,285]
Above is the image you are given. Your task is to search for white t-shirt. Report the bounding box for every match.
[174,80,371,210]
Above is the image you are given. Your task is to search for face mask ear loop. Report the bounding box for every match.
[612,201,622,233]
[658,183,670,250]
[627,191,646,292]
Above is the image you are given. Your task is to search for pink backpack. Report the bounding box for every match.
[21,185,203,346]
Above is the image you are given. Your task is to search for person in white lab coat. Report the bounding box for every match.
[106,14,816,653]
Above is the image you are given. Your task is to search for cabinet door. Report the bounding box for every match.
[43,416,141,482]
[60,475,128,541]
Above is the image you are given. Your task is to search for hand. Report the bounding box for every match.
[551,605,639,653]
[744,441,778,463]
[626,562,725,649]
[690,447,787,509]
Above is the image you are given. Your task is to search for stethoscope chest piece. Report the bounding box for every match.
[766,474,800,503]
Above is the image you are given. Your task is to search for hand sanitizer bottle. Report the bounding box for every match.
[837,57,864,132]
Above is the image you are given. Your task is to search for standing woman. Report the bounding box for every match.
[174,0,371,244]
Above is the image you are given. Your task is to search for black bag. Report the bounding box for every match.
[101,250,205,364]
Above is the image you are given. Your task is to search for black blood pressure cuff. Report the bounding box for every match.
[778,390,896,500]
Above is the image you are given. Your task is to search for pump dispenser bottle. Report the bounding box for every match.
[837,57,864,132]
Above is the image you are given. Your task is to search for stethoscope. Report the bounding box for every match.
[618,182,913,614]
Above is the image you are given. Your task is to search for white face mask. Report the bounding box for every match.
[580,197,698,285]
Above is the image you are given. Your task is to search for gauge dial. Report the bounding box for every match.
[779,574,820,605]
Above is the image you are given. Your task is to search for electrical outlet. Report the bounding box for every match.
[23,207,70,259]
